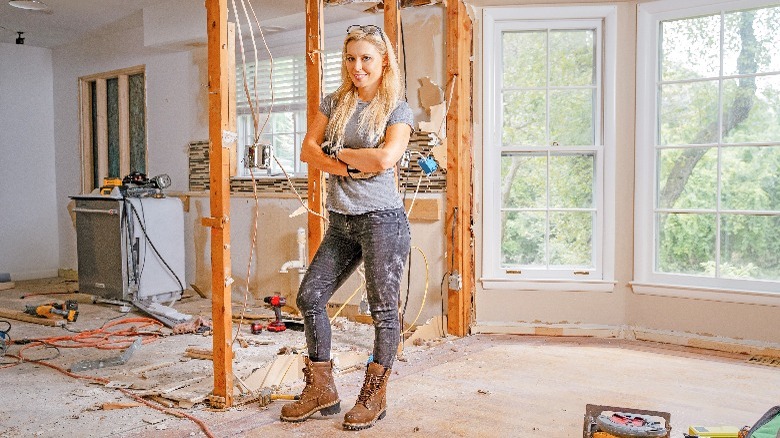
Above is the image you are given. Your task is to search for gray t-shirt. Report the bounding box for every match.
[319,93,414,215]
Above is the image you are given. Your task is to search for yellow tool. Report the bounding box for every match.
[100,177,123,195]
[23,300,79,322]
[687,426,741,437]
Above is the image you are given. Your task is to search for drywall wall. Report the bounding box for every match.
[0,43,59,280]
[52,12,206,274]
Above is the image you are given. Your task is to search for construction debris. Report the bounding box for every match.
[70,338,142,372]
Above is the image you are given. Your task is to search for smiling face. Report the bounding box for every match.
[344,39,387,100]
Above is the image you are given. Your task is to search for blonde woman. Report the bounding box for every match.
[279,24,413,431]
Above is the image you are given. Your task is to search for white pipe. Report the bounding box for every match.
[280,227,307,288]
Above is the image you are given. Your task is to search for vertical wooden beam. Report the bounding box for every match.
[306,0,326,262]
[227,22,238,177]
[118,74,130,177]
[205,0,233,409]
[383,0,402,62]
[79,80,94,193]
[445,0,474,337]
[95,78,108,185]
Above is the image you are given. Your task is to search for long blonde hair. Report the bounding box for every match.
[325,27,403,147]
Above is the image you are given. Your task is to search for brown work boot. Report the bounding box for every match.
[342,362,390,430]
[279,357,340,422]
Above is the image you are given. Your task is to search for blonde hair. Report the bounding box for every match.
[325,28,403,148]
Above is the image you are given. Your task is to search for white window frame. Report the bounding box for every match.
[480,5,617,291]
[635,0,780,298]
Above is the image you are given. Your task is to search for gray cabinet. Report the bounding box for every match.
[72,195,184,303]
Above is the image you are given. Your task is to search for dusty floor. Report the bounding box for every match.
[1,278,778,437]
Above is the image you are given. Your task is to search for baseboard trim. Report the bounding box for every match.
[472,322,780,358]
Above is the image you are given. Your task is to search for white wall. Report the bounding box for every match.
[0,43,59,280]
[53,12,208,273]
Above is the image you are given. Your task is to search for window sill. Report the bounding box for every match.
[630,282,780,307]
[230,174,306,181]
[480,278,616,292]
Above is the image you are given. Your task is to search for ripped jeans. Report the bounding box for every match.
[296,208,411,368]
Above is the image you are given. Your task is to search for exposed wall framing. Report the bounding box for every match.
[204,0,234,409]
[306,0,327,261]
[445,0,474,337]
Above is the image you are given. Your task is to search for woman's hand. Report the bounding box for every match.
[301,111,349,176]
[337,123,412,172]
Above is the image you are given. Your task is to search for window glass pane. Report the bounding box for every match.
[129,73,146,174]
[502,31,546,88]
[106,77,120,178]
[549,30,595,87]
[273,134,295,173]
[501,211,546,267]
[656,212,716,275]
[724,7,780,76]
[90,81,99,189]
[722,75,780,143]
[502,90,546,146]
[549,211,593,267]
[660,14,720,81]
[721,146,780,211]
[549,89,594,146]
[550,153,593,209]
[721,214,780,280]
[659,81,719,145]
[501,153,546,209]
[657,147,717,209]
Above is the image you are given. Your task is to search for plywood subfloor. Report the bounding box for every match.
[1,279,778,437]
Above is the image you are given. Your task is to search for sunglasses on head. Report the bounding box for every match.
[346,25,383,36]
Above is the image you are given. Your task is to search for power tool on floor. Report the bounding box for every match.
[263,296,286,332]
[24,300,79,322]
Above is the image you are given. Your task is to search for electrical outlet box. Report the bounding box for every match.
[448,271,462,291]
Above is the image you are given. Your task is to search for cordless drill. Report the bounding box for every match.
[263,296,286,332]
[24,300,79,322]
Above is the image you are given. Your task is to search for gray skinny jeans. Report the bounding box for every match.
[296,208,411,368]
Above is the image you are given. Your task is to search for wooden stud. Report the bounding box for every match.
[306,0,326,262]
[445,0,474,337]
[95,78,108,185]
[384,0,402,63]
[79,80,94,192]
[118,74,130,177]
[205,0,234,409]
[227,22,238,177]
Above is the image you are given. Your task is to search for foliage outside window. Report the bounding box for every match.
[236,51,341,176]
[79,67,146,192]
[482,6,615,283]
[655,4,780,286]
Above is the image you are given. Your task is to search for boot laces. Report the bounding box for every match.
[299,366,315,398]
[356,374,383,405]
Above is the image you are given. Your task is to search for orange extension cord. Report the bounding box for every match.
[1,317,215,437]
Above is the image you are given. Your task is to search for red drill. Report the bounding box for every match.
[263,296,286,332]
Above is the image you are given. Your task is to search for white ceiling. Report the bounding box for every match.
[0,0,377,49]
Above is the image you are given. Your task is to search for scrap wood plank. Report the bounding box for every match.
[102,402,142,410]
[164,378,213,405]
[0,282,15,291]
[133,376,208,397]
[0,307,65,327]
[185,347,213,360]
[243,354,304,392]
[129,361,175,375]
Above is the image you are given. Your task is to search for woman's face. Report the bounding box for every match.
[345,39,386,96]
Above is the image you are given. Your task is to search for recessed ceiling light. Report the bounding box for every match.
[8,0,50,11]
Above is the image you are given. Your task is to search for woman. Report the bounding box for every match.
[279,24,413,431]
